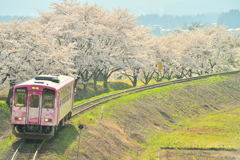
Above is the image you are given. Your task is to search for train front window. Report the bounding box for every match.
[43,89,55,108]
[15,88,27,107]
[30,95,39,108]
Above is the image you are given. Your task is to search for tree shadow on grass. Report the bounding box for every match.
[10,139,24,151]
[109,82,132,90]
[75,81,132,101]
[45,124,79,154]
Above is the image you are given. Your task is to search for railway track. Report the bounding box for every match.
[72,70,240,116]
[10,139,46,160]
[8,70,240,160]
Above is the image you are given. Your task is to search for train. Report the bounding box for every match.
[11,75,75,139]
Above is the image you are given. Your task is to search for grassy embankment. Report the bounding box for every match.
[0,101,16,156]
[0,80,150,158]
[37,73,240,160]
[74,79,159,105]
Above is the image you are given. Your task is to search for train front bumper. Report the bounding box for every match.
[12,125,55,139]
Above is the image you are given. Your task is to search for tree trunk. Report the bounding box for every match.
[123,74,138,87]
[93,78,98,92]
[6,88,13,107]
[122,69,139,87]
[82,82,88,92]
[92,68,102,92]
[74,77,80,88]
[78,69,92,92]
[166,71,173,80]
[131,75,138,87]
[102,67,121,91]
[0,73,9,85]
[141,71,155,85]
[154,68,167,82]
[188,69,192,78]
[103,78,109,91]
[197,70,203,75]
[154,72,163,82]
[6,80,15,107]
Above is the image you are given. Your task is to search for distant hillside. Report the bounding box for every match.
[218,9,240,28]
[137,11,240,35]
[138,10,240,29]
[1,10,240,37]
[0,16,32,22]
[0,16,19,22]
[138,13,219,28]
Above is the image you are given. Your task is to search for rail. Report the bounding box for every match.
[32,140,46,160]
[9,71,240,160]
[10,139,46,160]
[10,141,24,160]
[72,70,240,117]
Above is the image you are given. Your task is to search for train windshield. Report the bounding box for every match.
[42,89,55,108]
[15,88,27,107]
[30,95,40,108]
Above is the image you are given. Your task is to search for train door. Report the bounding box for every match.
[27,91,42,125]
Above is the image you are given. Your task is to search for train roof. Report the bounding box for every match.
[16,75,74,89]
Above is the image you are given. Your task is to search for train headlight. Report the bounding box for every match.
[15,117,23,121]
[44,118,52,122]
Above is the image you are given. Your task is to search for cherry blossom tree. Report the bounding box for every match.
[156,26,239,79]
[1,0,239,95]
[0,21,74,87]
[121,26,153,86]
[34,0,139,91]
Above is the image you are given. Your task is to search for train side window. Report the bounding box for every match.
[15,88,27,107]
[59,85,72,106]
[30,95,39,108]
[43,89,55,108]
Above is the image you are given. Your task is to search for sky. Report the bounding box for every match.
[0,0,239,16]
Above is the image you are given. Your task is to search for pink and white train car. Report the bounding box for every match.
[11,75,75,139]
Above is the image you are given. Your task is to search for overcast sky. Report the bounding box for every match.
[0,0,239,16]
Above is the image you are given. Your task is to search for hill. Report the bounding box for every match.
[0,101,14,156]
[1,73,240,159]
[0,16,32,22]
[138,13,219,27]
[38,73,240,160]
[218,9,240,28]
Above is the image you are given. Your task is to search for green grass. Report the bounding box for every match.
[69,74,240,160]
[0,73,238,160]
[74,81,133,102]
[74,88,130,106]
[42,125,79,158]
[0,135,17,155]
[0,101,13,156]
[73,75,229,107]
[73,76,191,106]
[73,75,230,125]
[140,107,240,159]
[0,100,10,112]
[73,79,161,106]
